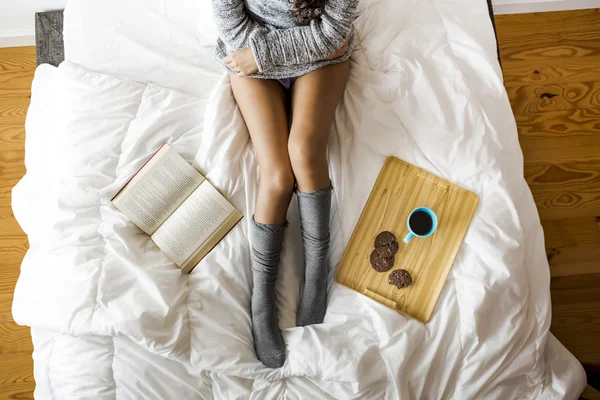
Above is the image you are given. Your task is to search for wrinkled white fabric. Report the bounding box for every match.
[12,0,586,398]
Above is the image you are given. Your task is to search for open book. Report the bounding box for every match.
[112,143,242,273]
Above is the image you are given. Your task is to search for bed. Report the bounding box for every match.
[12,0,587,398]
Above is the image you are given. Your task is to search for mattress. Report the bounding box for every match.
[13,0,587,398]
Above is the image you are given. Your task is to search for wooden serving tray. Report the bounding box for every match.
[335,157,479,322]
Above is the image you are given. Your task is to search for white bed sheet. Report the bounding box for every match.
[13,0,587,398]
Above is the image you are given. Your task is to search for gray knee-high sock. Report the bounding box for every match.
[250,217,287,368]
[296,186,332,327]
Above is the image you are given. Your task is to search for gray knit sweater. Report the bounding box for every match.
[213,0,358,79]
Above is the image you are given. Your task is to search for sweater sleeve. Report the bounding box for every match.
[249,0,358,72]
[212,0,266,51]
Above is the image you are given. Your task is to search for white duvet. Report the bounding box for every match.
[12,0,586,398]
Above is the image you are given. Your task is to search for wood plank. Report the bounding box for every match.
[551,272,600,290]
[0,124,27,148]
[541,217,600,249]
[495,9,600,39]
[0,293,16,323]
[506,81,600,114]
[0,146,26,163]
[498,32,600,62]
[0,48,35,101]
[0,352,34,400]
[336,157,479,322]
[0,150,26,181]
[547,245,600,277]
[0,324,33,353]
[0,207,18,223]
[532,190,600,220]
[525,161,600,189]
[0,171,26,189]
[516,108,600,139]
[496,10,600,62]
[502,56,600,86]
[0,210,27,237]
[516,109,600,165]
[0,262,24,296]
[519,135,600,164]
[0,236,28,254]
[551,273,600,365]
[523,161,600,220]
[0,99,29,120]
[0,69,35,95]
[0,216,27,238]
[517,117,600,166]
[583,385,600,400]
[0,47,36,72]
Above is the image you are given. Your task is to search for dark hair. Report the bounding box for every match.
[290,0,326,23]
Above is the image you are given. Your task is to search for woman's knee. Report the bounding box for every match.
[259,163,295,198]
[288,130,327,174]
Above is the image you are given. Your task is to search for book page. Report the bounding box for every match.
[179,211,242,273]
[113,144,205,235]
[151,181,236,266]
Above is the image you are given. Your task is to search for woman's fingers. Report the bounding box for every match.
[335,41,348,55]
[323,42,349,60]
[225,49,257,76]
[225,54,238,68]
[225,55,240,72]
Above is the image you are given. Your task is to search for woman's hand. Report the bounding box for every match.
[225,48,259,77]
[322,40,349,60]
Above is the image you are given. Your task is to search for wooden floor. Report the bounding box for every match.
[0,46,35,400]
[496,9,600,399]
[0,8,599,399]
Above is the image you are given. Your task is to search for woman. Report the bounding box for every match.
[213,0,358,368]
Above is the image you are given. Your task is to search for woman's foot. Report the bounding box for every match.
[295,186,332,327]
[252,272,286,368]
[250,218,287,368]
[296,276,328,326]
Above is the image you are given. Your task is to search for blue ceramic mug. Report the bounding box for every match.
[403,207,438,243]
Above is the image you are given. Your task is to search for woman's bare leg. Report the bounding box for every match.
[288,61,349,192]
[288,61,350,326]
[230,75,292,368]
[231,76,294,225]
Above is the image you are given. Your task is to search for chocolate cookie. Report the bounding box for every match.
[389,269,412,288]
[370,249,394,272]
[375,241,399,257]
[374,231,397,248]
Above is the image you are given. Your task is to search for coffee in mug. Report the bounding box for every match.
[404,207,438,243]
